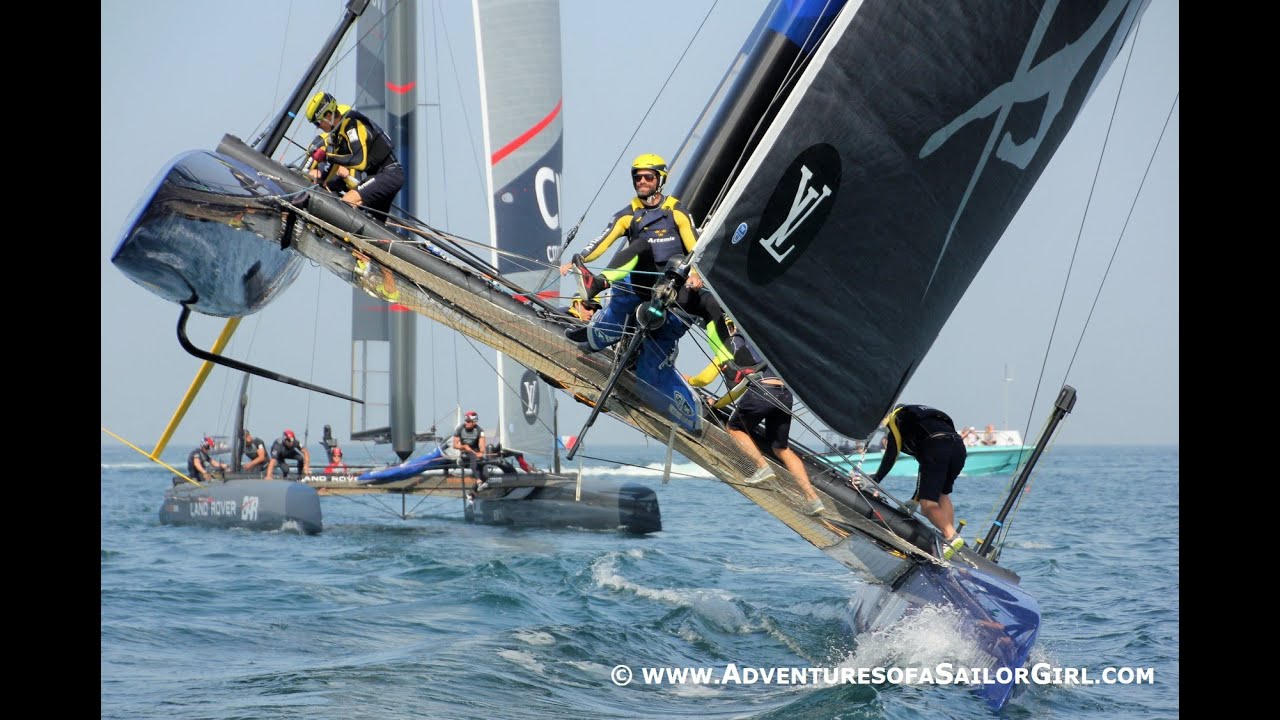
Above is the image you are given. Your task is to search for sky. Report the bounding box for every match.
[101,0,1178,461]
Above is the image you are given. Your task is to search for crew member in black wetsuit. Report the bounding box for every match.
[873,403,968,558]
[241,429,268,474]
[265,429,311,480]
[188,436,227,484]
[558,153,699,355]
[304,91,405,225]
[716,334,825,516]
[452,411,488,483]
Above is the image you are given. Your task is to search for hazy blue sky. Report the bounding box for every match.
[101,1,1178,461]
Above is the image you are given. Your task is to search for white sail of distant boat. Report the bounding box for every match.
[474,0,564,466]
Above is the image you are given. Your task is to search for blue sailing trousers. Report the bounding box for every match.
[584,292,702,433]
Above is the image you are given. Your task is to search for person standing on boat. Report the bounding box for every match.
[265,429,311,480]
[241,429,268,474]
[710,334,825,516]
[872,404,967,558]
[452,411,489,483]
[558,154,699,356]
[304,91,405,226]
[188,436,228,484]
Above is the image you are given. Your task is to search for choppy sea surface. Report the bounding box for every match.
[101,443,1178,719]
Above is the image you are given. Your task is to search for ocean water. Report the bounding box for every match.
[101,443,1178,719]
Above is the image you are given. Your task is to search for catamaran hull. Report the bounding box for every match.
[467,480,661,534]
[848,561,1040,709]
[111,150,305,318]
[821,444,1035,478]
[159,478,322,534]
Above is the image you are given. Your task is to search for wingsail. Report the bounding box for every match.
[475,0,565,461]
[689,0,1149,438]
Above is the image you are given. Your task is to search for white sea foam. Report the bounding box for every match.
[513,630,555,646]
[841,603,990,672]
[591,551,753,632]
[497,649,546,675]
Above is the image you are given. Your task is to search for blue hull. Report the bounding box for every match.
[111,149,304,317]
[850,560,1040,710]
[358,447,450,484]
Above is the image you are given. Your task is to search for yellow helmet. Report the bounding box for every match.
[305,91,340,125]
[630,153,668,183]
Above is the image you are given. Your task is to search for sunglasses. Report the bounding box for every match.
[632,172,657,183]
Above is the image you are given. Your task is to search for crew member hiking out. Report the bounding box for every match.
[558,153,699,357]
[872,403,968,559]
[304,91,405,226]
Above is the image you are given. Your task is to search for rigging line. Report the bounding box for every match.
[252,0,299,163]
[1060,92,1177,385]
[452,333,565,449]
[429,1,449,229]
[1021,6,1144,451]
[434,0,486,221]
[101,427,203,487]
[430,321,438,425]
[568,453,710,482]
[303,264,326,444]
[452,330,461,411]
[554,0,722,260]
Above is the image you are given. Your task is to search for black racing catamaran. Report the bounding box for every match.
[112,0,1152,709]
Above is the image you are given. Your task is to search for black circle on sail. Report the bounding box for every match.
[748,143,842,285]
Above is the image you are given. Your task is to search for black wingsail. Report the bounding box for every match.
[691,0,1148,438]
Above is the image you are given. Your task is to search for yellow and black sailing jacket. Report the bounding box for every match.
[578,195,697,298]
[325,108,397,175]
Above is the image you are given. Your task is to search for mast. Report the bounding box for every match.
[352,0,419,460]
[231,373,251,473]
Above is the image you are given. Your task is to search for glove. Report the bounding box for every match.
[311,146,327,163]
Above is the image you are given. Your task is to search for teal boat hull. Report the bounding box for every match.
[821,444,1034,478]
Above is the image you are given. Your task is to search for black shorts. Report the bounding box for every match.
[913,434,966,502]
[726,384,793,449]
[357,162,405,220]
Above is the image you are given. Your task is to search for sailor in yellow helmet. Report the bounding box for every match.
[303,90,405,225]
[558,153,726,363]
[874,403,968,559]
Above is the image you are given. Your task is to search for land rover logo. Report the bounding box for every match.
[750,144,841,284]
[519,369,541,424]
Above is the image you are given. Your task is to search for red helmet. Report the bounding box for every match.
[332,448,343,458]
[202,436,215,449]
[464,411,479,422]
[284,429,296,440]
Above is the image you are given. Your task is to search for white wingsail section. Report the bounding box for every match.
[473,0,565,460]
